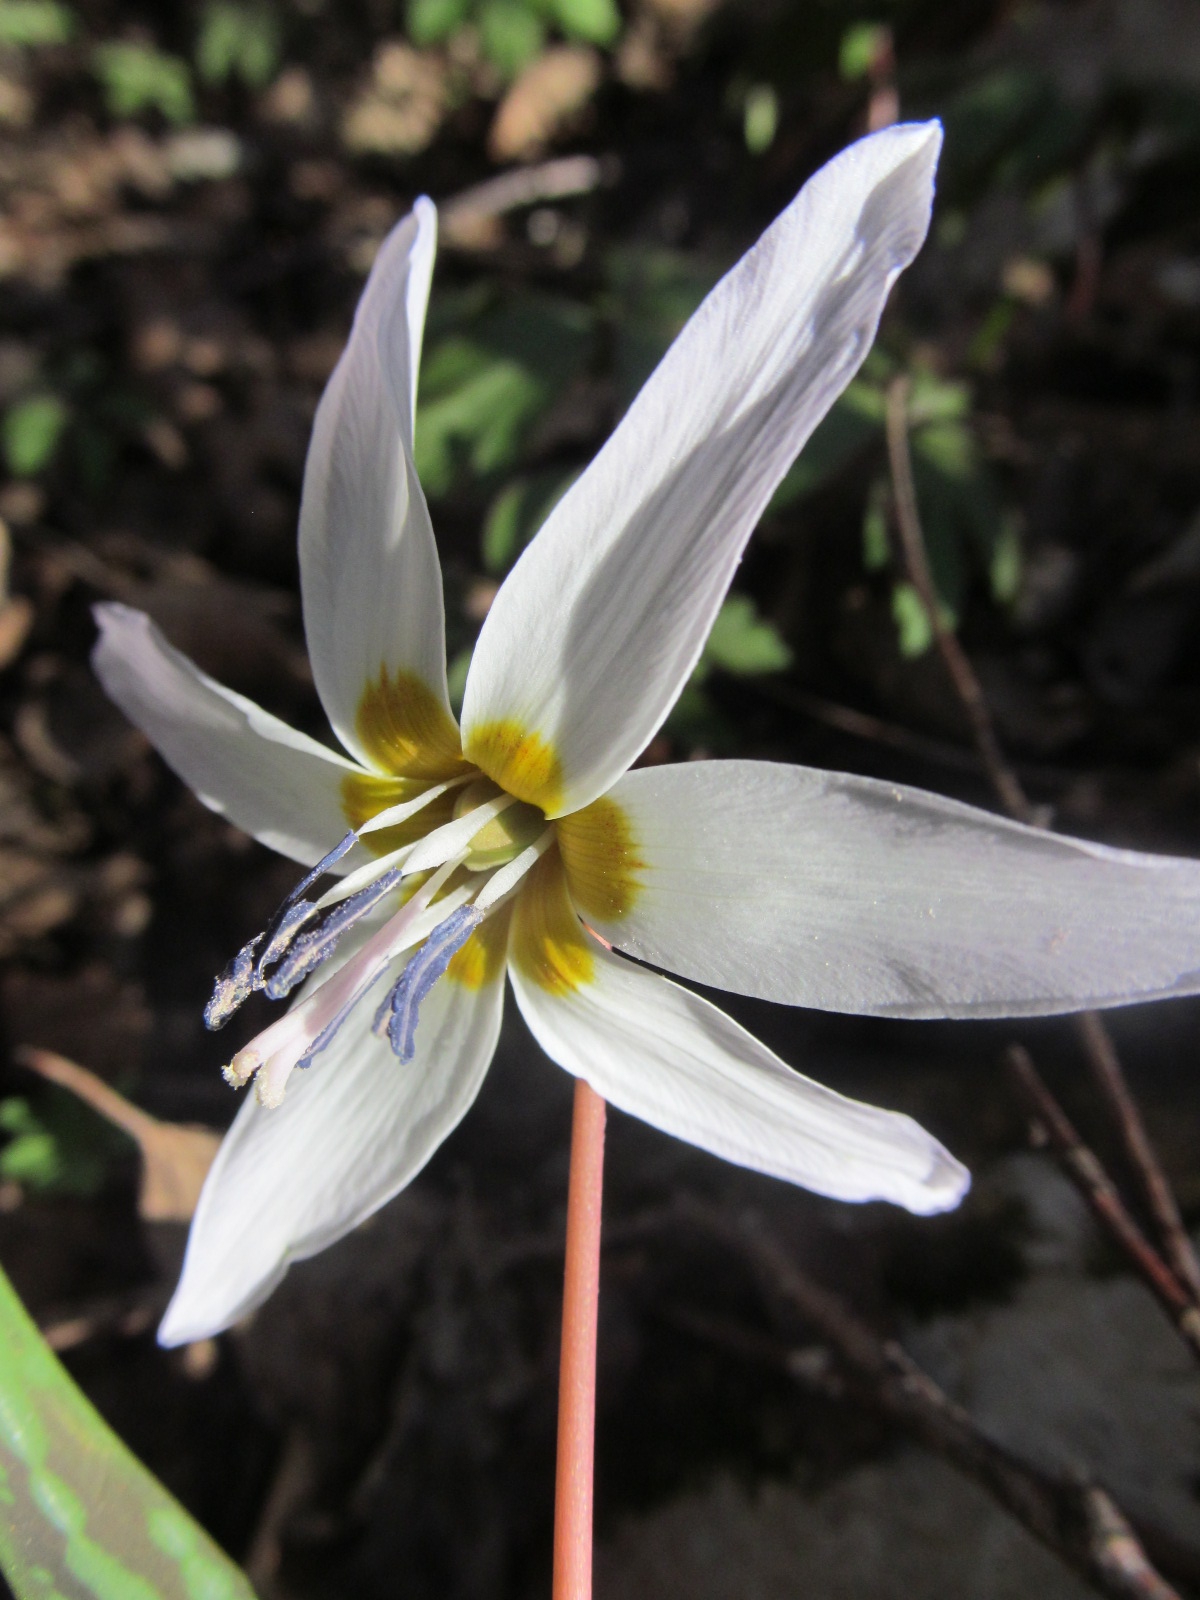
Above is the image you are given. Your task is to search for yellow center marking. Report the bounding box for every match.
[465,720,563,815]
[345,669,472,855]
[355,668,470,780]
[510,848,595,995]
[556,795,643,922]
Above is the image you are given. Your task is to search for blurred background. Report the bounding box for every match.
[3,0,1200,1595]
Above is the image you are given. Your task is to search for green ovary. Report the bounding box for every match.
[453,779,545,871]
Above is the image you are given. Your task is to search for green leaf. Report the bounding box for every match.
[196,1,280,89]
[862,477,890,571]
[606,246,718,402]
[416,293,592,495]
[3,394,68,476]
[742,83,778,155]
[0,1264,257,1600]
[478,0,544,77]
[416,352,546,494]
[481,469,576,574]
[93,42,195,125]
[0,1090,124,1196]
[0,0,73,46]
[445,645,473,715]
[406,0,470,43]
[838,21,887,82]
[891,581,955,659]
[891,581,934,658]
[913,418,975,482]
[703,594,792,676]
[990,515,1022,604]
[550,0,619,46]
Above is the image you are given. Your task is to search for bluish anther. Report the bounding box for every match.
[203,830,357,1030]
[204,940,258,1030]
[264,868,403,1001]
[374,906,484,1063]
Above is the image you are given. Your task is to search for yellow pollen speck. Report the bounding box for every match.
[556,795,643,921]
[465,720,563,814]
[510,848,595,995]
[355,668,469,780]
[446,905,511,989]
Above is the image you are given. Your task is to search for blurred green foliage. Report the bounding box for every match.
[416,291,592,494]
[0,0,73,46]
[407,0,619,77]
[0,1090,124,1196]
[2,395,68,477]
[195,0,280,89]
[93,40,195,124]
[838,20,888,81]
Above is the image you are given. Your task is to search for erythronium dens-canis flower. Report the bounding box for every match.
[94,121,1200,1347]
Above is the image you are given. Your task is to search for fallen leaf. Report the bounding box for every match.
[16,1047,219,1223]
[489,46,602,163]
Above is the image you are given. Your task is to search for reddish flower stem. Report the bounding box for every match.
[552,1077,606,1600]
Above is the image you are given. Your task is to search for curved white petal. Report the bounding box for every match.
[462,122,941,817]
[92,602,359,867]
[510,933,966,1215]
[158,935,506,1344]
[567,760,1200,1019]
[298,198,454,768]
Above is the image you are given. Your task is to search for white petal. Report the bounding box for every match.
[461,122,941,816]
[509,906,966,1214]
[298,198,455,768]
[158,929,506,1344]
[92,602,359,866]
[564,760,1200,1019]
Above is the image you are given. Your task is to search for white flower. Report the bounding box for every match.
[94,122,1200,1348]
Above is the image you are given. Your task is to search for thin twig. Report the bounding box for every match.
[664,1199,1183,1600]
[1073,1014,1200,1301]
[884,374,1200,1303]
[884,376,1029,820]
[1005,1046,1200,1363]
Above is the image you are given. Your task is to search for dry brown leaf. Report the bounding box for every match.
[488,47,602,164]
[17,1047,220,1223]
[0,596,34,669]
[342,42,448,158]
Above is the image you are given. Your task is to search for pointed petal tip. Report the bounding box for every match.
[157,1299,207,1350]
[905,1144,971,1216]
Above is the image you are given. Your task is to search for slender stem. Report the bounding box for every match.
[553,1078,607,1600]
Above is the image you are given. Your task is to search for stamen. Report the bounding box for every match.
[264,868,403,1001]
[401,793,520,876]
[205,940,258,1031]
[202,830,357,1030]
[277,852,472,1081]
[256,899,319,983]
[314,840,412,912]
[473,827,555,913]
[356,775,471,836]
[284,830,357,901]
[374,905,484,1064]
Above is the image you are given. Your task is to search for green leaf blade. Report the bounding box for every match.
[0,1266,257,1600]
